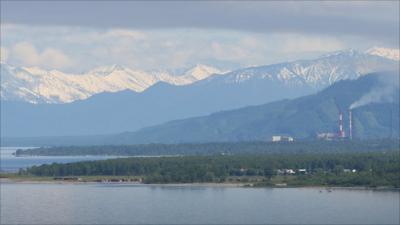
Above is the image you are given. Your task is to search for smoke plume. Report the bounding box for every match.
[349,72,399,110]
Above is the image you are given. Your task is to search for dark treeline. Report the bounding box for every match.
[15,139,399,156]
[22,152,400,187]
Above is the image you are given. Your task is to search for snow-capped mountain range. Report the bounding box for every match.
[1,47,398,104]
[0,64,223,103]
[365,47,400,61]
[2,47,399,137]
[205,47,398,88]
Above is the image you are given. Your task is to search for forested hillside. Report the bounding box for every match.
[15,139,400,156]
[110,72,399,143]
[21,152,400,187]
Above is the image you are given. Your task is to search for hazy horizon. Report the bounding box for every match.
[1,1,399,73]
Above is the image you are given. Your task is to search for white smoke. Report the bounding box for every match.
[349,72,399,110]
[349,87,395,109]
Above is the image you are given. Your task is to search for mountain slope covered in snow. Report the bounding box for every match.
[0,64,223,103]
[3,71,398,145]
[1,47,398,104]
[100,71,400,144]
[200,48,398,88]
[1,48,399,137]
[365,47,400,61]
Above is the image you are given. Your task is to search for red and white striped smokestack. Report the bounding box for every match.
[349,110,353,140]
[339,111,345,138]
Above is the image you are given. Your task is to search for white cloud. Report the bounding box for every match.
[205,36,270,66]
[11,42,73,69]
[281,34,345,53]
[12,42,40,65]
[210,41,250,61]
[104,29,147,40]
[1,47,8,63]
[1,24,378,72]
[63,28,147,44]
[41,48,74,69]
[167,50,194,68]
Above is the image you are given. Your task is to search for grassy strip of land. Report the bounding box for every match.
[13,152,400,188]
[0,174,142,183]
[1,173,398,189]
[14,139,399,156]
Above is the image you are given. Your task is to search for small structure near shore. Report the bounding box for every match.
[317,132,337,141]
[343,169,357,173]
[298,169,307,174]
[277,169,296,175]
[53,177,81,181]
[272,136,294,142]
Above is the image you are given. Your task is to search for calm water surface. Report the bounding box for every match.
[1,147,399,224]
[0,147,125,172]
[1,183,399,225]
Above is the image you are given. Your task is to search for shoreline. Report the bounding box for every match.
[1,178,399,191]
[0,178,247,187]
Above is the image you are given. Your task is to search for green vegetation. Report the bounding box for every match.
[15,139,399,156]
[0,173,142,183]
[20,152,400,188]
[100,73,399,143]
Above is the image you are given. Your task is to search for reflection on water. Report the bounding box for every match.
[1,183,399,225]
[0,147,125,172]
[1,147,399,224]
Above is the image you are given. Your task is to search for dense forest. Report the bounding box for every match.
[21,152,400,187]
[15,139,399,156]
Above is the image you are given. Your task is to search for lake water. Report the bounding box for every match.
[1,183,399,224]
[0,147,125,172]
[1,147,399,224]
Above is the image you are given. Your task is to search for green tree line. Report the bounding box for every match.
[21,152,400,187]
[15,139,399,156]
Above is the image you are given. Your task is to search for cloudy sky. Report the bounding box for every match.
[1,1,399,73]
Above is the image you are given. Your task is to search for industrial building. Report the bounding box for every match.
[272,136,294,142]
[317,109,353,140]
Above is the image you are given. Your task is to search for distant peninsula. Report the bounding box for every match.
[7,149,399,188]
[14,139,399,157]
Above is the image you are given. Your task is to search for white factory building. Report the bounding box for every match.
[272,136,294,142]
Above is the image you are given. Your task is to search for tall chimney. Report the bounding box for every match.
[339,111,345,138]
[349,110,353,140]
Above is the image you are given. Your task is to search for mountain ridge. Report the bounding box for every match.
[2,71,398,146]
[1,48,399,137]
[0,63,224,104]
[365,47,400,61]
[200,48,397,88]
[108,71,399,144]
[1,47,398,104]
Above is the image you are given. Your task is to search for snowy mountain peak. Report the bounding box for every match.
[365,47,400,61]
[207,48,398,88]
[1,63,224,104]
[184,64,224,80]
[2,48,398,104]
[320,48,360,58]
[21,66,49,75]
[88,64,129,76]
